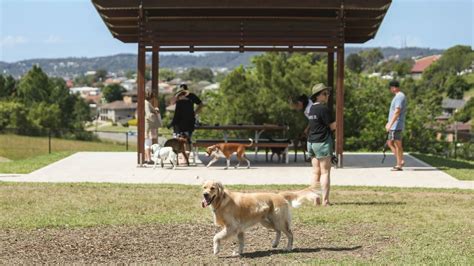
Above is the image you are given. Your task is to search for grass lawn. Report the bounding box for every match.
[0,134,136,174]
[0,152,74,174]
[90,125,174,138]
[0,183,472,264]
[463,73,474,85]
[411,153,474,181]
[466,88,474,99]
[464,73,474,99]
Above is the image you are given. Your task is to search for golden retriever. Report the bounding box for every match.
[201,180,320,256]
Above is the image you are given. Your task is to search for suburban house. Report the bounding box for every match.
[84,94,102,115]
[123,90,137,104]
[411,55,441,79]
[99,101,137,123]
[70,86,100,98]
[440,98,466,119]
[144,81,174,94]
[121,79,137,91]
[436,98,471,142]
[441,122,472,142]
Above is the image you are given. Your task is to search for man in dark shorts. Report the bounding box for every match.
[385,80,407,171]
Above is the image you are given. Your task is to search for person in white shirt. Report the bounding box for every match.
[290,94,314,133]
[144,90,162,164]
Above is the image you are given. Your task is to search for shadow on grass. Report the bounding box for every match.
[239,245,362,258]
[335,201,406,206]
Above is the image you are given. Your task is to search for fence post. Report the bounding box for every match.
[126,132,129,151]
[453,122,458,158]
[48,129,52,154]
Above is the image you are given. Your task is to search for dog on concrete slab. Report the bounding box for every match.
[205,138,253,169]
[164,136,190,166]
[201,179,321,256]
[294,132,309,162]
[265,138,291,163]
[150,144,177,169]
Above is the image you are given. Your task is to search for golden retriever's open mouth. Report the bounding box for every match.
[201,195,215,208]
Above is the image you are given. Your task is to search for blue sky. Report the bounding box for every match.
[0,0,472,62]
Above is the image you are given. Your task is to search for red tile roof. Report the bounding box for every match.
[84,94,102,104]
[411,55,441,73]
[445,122,471,132]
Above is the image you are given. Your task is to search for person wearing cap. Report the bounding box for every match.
[307,83,336,206]
[170,84,203,144]
[171,84,204,116]
[386,80,407,171]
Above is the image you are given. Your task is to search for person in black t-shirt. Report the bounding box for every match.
[170,84,203,143]
[307,83,336,206]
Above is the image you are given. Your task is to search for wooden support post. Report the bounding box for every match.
[335,45,344,168]
[137,1,146,166]
[151,46,159,144]
[327,50,335,115]
[137,43,146,166]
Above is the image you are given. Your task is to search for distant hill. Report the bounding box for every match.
[0,47,444,78]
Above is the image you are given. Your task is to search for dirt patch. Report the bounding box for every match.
[0,223,394,264]
[0,156,11,163]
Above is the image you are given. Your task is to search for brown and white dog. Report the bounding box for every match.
[201,180,321,256]
[164,136,190,166]
[205,138,253,169]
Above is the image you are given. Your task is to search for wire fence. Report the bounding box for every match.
[0,128,137,161]
[1,127,472,161]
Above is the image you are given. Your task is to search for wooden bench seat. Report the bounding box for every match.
[194,139,290,148]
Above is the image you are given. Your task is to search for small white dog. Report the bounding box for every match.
[150,144,177,169]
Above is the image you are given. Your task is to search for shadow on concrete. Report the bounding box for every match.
[197,153,430,169]
[405,168,440,172]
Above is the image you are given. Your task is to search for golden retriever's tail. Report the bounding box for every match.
[280,186,321,208]
[246,138,254,147]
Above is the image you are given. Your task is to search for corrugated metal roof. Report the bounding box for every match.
[92,0,391,51]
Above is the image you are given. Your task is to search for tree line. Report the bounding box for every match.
[199,45,473,156]
[0,66,92,139]
[1,45,472,157]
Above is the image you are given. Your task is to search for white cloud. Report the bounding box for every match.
[43,35,63,44]
[0,35,29,47]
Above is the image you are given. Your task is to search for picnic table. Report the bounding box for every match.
[194,124,290,163]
